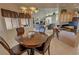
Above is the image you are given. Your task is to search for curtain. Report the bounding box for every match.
[18,13,31,18]
[1,8,31,18]
[1,8,18,18]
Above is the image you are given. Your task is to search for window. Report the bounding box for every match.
[5,18,12,30]
[1,9,30,30]
[21,18,29,26]
[11,18,19,28]
[4,17,19,30]
[26,18,29,26]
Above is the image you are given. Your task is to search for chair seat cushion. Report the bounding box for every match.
[11,44,27,55]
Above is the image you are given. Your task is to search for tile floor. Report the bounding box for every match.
[0,28,79,55]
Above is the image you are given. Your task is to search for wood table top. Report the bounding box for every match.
[17,32,48,48]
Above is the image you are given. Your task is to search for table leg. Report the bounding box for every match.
[56,32,59,40]
[53,31,55,37]
[30,48,34,55]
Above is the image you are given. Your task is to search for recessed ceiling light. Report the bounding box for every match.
[30,7,36,11]
[20,6,27,10]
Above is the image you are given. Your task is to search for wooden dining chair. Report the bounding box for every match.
[35,34,53,55]
[0,36,28,55]
[16,27,25,36]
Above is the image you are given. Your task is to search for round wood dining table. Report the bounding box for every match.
[16,32,48,55]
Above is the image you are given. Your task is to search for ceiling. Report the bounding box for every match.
[16,3,79,8]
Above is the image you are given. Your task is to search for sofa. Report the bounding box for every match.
[59,30,78,47]
[61,21,78,34]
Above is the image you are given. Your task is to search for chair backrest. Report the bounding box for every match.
[43,34,53,52]
[0,36,13,54]
[16,27,24,36]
